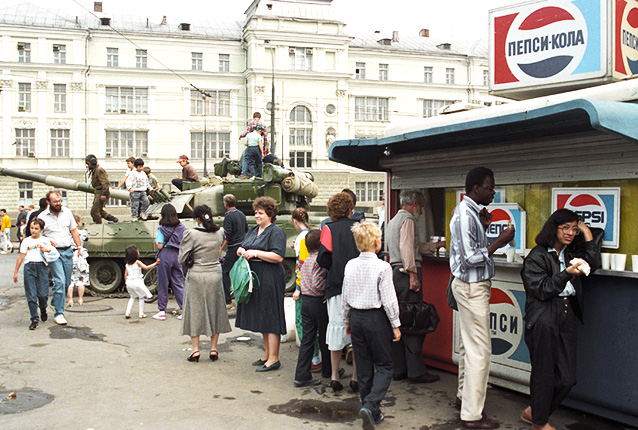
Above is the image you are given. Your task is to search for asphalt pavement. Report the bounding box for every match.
[0,253,631,430]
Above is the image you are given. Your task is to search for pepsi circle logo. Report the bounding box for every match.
[621,4,638,75]
[563,194,607,229]
[490,287,523,357]
[486,208,513,245]
[505,2,587,80]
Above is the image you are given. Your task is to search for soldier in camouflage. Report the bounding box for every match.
[85,154,118,224]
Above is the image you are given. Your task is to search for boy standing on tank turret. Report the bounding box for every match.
[128,159,150,221]
[86,154,118,224]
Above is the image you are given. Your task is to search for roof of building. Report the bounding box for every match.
[349,32,488,57]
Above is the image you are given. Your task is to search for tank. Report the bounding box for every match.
[0,162,322,295]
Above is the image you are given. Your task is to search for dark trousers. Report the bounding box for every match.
[245,146,263,178]
[222,245,240,304]
[23,262,49,321]
[392,267,429,378]
[351,308,394,421]
[90,194,110,224]
[157,247,184,311]
[171,178,196,191]
[294,295,331,381]
[525,296,578,425]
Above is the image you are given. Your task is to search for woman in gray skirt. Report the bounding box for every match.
[179,204,231,362]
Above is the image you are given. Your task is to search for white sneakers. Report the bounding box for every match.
[139,314,147,319]
[152,311,166,320]
[54,315,67,325]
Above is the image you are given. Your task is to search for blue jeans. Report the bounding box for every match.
[241,149,248,176]
[24,262,49,321]
[130,191,149,218]
[48,248,74,317]
[245,146,263,178]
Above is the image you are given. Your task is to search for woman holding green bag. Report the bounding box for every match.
[179,205,231,362]
[236,197,287,372]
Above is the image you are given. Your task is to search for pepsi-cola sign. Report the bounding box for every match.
[486,204,527,254]
[491,0,607,89]
[615,0,638,76]
[552,187,620,248]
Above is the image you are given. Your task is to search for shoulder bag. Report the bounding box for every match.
[230,255,260,304]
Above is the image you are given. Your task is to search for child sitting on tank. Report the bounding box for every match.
[143,167,160,202]
[67,215,89,308]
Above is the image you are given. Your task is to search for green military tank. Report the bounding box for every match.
[0,161,321,295]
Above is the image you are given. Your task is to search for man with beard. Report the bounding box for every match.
[86,154,119,224]
[38,190,82,325]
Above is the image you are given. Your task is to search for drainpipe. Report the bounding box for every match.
[84,29,92,209]
[466,55,472,103]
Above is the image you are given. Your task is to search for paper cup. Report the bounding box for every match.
[612,254,627,271]
[600,253,611,270]
[506,248,516,263]
[632,255,638,273]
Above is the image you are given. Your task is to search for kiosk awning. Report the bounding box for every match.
[329,99,638,172]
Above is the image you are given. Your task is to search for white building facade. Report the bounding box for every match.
[0,0,500,212]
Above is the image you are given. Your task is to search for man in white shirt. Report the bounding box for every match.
[38,190,82,325]
[128,158,150,221]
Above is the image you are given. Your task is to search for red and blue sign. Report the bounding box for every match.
[491,0,607,89]
[486,204,527,254]
[552,187,621,248]
[615,0,638,76]
[490,286,528,362]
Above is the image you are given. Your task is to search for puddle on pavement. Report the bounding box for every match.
[269,397,361,423]
[48,326,106,342]
[64,300,113,313]
[419,420,461,430]
[566,420,628,430]
[227,333,261,346]
[0,390,54,414]
[29,343,47,348]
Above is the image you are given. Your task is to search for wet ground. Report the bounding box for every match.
[0,253,634,430]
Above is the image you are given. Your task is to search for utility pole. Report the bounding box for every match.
[202,92,208,177]
[265,40,276,154]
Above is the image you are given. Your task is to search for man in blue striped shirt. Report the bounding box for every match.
[449,167,515,430]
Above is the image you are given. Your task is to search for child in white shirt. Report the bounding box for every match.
[68,215,89,307]
[124,244,159,319]
[128,159,150,221]
[13,218,55,330]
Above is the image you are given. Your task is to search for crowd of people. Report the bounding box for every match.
[8,163,602,430]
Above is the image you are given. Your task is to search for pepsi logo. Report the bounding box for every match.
[486,208,513,242]
[505,2,587,80]
[621,4,638,75]
[563,194,607,229]
[490,287,523,356]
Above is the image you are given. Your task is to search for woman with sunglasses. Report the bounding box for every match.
[520,208,602,430]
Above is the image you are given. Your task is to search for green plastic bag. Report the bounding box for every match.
[230,255,259,304]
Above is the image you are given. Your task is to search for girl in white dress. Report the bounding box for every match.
[124,245,159,319]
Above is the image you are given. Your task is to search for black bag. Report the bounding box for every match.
[182,249,195,275]
[399,301,440,336]
[446,274,458,311]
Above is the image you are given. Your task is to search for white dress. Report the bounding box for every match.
[125,263,152,299]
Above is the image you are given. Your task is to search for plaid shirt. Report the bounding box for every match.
[342,252,400,328]
[299,252,327,297]
[239,119,268,147]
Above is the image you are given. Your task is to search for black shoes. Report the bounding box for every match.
[29,320,38,330]
[210,351,218,362]
[393,372,408,381]
[409,373,440,383]
[294,378,321,388]
[41,309,47,322]
[256,361,281,372]
[350,380,359,392]
[106,215,119,223]
[330,380,343,392]
[252,358,267,366]
[187,351,200,362]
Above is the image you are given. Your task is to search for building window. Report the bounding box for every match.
[483,69,489,87]
[355,62,366,79]
[289,151,312,168]
[423,99,456,117]
[53,44,66,64]
[108,181,125,206]
[60,190,68,207]
[424,66,433,83]
[105,87,148,114]
[18,182,33,206]
[18,42,31,63]
[379,63,388,81]
[446,68,455,84]
[136,49,147,68]
[105,130,148,158]
[18,83,31,112]
[51,129,70,157]
[54,84,66,113]
[355,96,389,121]
[107,47,118,67]
[355,181,384,202]
[15,129,35,157]
[289,47,313,71]
[192,52,202,71]
[190,90,230,117]
[289,106,312,146]
[219,54,229,72]
[190,132,230,159]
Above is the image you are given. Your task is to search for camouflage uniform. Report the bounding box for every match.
[90,165,111,224]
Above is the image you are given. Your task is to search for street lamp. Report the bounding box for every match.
[202,92,208,177]
[264,40,276,155]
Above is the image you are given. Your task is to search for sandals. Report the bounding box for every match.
[210,350,219,362]
[187,351,200,362]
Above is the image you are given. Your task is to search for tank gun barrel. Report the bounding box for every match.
[0,167,130,201]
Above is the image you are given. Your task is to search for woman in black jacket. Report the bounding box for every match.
[520,209,602,430]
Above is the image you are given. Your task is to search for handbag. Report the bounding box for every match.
[446,274,458,311]
[182,249,195,275]
[230,255,259,304]
[398,301,440,336]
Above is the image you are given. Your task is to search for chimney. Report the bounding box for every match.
[94,2,102,13]
[179,23,190,31]
[99,17,111,26]
[392,31,399,43]
[437,43,451,50]
[419,29,429,38]
[161,16,167,26]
